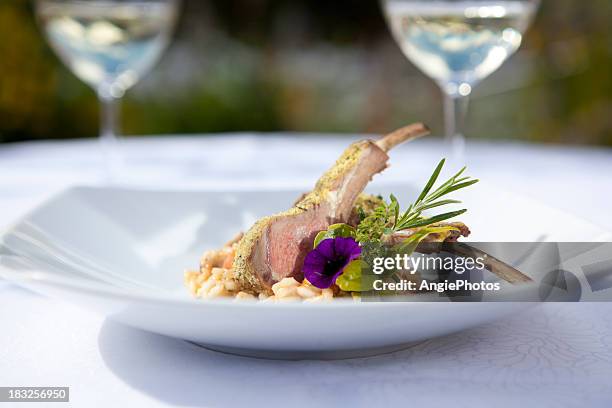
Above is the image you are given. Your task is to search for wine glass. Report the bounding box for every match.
[36,0,180,179]
[381,0,539,159]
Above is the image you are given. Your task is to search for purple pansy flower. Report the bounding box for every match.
[303,237,362,289]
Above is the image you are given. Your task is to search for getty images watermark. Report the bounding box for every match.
[358,242,612,302]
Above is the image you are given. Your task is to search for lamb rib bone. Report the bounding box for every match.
[414,242,533,284]
[233,123,430,294]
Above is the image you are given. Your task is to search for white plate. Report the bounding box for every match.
[0,186,610,360]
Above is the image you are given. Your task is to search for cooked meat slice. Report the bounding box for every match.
[233,123,430,293]
[388,222,471,244]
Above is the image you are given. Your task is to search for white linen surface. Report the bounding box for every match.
[1,135,612,408]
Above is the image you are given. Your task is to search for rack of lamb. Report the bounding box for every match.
[232,124,435,293]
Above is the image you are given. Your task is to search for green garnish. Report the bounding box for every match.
[394,225,459,253]
[335,259,371,292]
[356,159,478,243]
[313,223,356,248]
[353,204,393,243]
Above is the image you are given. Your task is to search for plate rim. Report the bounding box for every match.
[1,185,610,307]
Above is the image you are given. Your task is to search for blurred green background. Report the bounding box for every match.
[0,0,610,144]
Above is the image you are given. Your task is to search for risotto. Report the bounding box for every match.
[184,234,352,302]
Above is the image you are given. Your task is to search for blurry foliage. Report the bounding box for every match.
[0,0,610,145]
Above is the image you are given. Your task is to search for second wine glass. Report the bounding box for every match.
[382,0,539,159]
[36,0,180,177]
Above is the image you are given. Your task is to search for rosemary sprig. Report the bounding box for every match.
[393,159,478,230]
[355,159,478,242]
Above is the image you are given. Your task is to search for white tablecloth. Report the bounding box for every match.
[1,134,612,407]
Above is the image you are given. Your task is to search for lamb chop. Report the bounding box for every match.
[390,223,533,284]
[233,123,430,293]
[388,222,472,244]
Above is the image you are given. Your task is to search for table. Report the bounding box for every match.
[1,134,612,407]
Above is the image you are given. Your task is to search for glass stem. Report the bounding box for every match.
[97,85,122,182]
[443,92,469,163]
[98,90,119,144]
